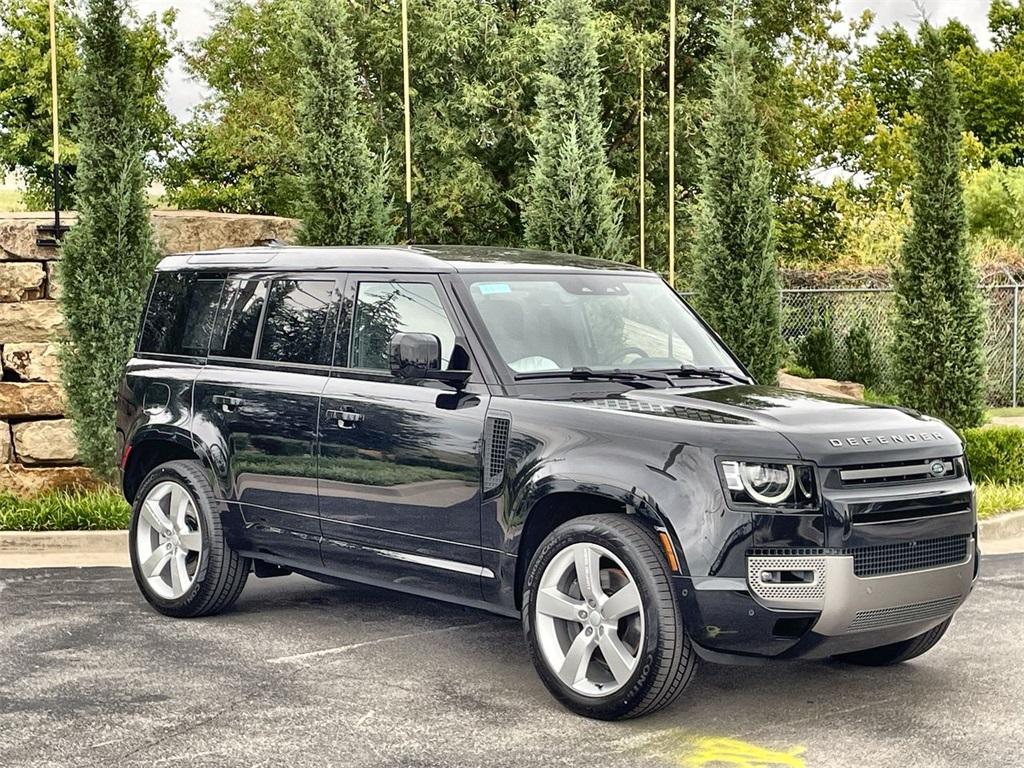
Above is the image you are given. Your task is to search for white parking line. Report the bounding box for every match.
[265,620,501,664]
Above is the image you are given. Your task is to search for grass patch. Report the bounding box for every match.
[987,407,1024,419]
[0,486,129,531]
[976,481,1024,520]
[0,186,25,211]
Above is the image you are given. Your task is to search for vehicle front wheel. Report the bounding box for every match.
[832,617,952,666]
[522,514,698,720]
[129,459,249,618]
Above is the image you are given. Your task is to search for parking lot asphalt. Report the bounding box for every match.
[1,554,1022,768]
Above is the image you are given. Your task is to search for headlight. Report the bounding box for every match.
[721,460,817,508]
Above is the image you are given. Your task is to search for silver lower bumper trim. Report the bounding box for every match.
[747,541,974,636]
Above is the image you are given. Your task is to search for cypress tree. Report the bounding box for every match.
[523,0,622,260]
[691,18,782,384]
[892,26,985,428]
[57,0,158,477]
[297,0,394,245]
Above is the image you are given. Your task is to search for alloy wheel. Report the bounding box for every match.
[534,542,645,697]
[135,481,203,600]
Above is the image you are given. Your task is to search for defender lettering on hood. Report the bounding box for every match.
[829,432,945,447]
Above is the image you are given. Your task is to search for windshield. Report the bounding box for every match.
[462,273,740,376]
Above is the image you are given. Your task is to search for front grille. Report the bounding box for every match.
[851,534,971,577]
[838,457,961,486]
[847,595,962,632]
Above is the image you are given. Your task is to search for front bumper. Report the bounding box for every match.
[743,540,975,658]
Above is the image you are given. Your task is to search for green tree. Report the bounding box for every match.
[891,26,985,429]
[296,0,393,245]
[58,0,159,476]
[523,0,622,260]
[692,17,781,384]
[0,0,175,209]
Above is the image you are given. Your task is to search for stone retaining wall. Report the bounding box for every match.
[0,210,298,496]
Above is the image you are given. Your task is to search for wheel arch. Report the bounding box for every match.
[512,480,681,610]
[122,429,210,503]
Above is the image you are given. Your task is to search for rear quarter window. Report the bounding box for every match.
[139,272,224,356]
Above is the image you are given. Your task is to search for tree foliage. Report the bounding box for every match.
[523,0,622,260]
[0,0,175,208]
[58,0,159,476]
[296,0,393,245]
[891,26,986,430]
[691,17,781,384]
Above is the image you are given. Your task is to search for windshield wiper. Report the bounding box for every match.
[513,366,671,388]
[654,364,750,385]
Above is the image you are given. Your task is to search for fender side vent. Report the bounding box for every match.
[484,415,511,492]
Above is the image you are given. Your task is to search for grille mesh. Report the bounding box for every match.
[747,556,826,602]
[847,596,962,632]
[484,416,510,492]
[851,535,971,577]
[838,457,960,486]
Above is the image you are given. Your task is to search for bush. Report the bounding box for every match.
[965,163,1024,244]
[783,362,815,379]
[796,322,837,379]
[962,426,1024,484]
[845,318,879,388]
[0,486,129,531]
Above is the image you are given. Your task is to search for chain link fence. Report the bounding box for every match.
[779,286,1023,407]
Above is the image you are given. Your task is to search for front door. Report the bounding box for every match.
[318,276,488,600]
[192,273,342,563]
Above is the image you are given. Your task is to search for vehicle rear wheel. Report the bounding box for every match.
[832,617,953,666]
[129,459,249,618]
[522,514,697,720]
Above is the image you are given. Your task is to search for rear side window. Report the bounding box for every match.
[210,278,267,358]
[258,279,337,365]
[139,272,224,356]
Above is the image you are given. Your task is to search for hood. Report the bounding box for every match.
[588,385,963,467]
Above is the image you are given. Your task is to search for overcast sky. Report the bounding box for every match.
[135,0,995,121]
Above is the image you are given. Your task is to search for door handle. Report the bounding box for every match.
[212,394,242,413]
[326,408,364,429]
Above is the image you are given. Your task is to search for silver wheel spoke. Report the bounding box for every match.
[536,587,584,622]
[141,499,172,534]
[170,486,191,534]
[573,545,604,605]
[603,582,641,621]
[169,552,190,594]
[558,630,596,687]
[178,532,202,552]
[599,631,637,685]
[141,546,171,578]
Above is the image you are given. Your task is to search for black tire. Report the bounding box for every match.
[522,514,698,720]
[129,460,250,618]
[832,617,952,666]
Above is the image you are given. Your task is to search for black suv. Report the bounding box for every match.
[117,245,977,720]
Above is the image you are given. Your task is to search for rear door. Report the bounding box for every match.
[317,274,489,600]
[191,273,343,563]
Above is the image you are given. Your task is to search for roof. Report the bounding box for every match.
[154,244,651,275]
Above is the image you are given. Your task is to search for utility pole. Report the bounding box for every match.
[401,0,413,243]
[639,47,645,270]
[37,0,68,247]
[667,0,676,286]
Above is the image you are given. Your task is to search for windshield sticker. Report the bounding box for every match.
[477,283,512,295]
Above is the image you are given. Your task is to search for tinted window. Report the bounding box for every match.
[351,281,456,370]
[140,272,223,356]
[210,278,267,358]
[258,279,337,365]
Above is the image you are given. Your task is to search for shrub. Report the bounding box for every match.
[691,16,782,384]
[844,318,879,388]
[891,25,986,429]
[783,362,815,379]
[523,0,622,261]
[962,426,1024,484]
[964,163,1024,244]
[796,322,837,379]
[0,486,129,531]
[58,0,159,478]
[296,0,394,245]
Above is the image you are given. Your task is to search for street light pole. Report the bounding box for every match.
[639,47,645,270]
[667,0,676,287]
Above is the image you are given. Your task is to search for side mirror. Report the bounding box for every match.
[389,332,471,388]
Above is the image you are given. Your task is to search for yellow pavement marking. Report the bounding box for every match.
[678,736,806,768]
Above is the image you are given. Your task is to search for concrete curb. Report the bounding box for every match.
[979,509,1024,540]
[0,530,129,568]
